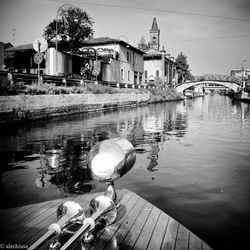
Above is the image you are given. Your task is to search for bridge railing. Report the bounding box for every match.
[175,77,242,88]
[194,75,241,84]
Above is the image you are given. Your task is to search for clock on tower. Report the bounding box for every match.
[149,17,160,50]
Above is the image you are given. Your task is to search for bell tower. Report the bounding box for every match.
[149,17,160,51]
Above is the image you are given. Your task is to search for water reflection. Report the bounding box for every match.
[35,139,95,194]
[147,144,160,173]
[232,100,250,127]
[0,101,187,206]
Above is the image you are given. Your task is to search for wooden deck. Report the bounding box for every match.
[0,189,213,249]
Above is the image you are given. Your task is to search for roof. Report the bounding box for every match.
[150,17,159,31]
[4,42,13,50]
[5,44,33,51]
[144,49,176,63]
[83,37,145,55]
[145,49,162,56]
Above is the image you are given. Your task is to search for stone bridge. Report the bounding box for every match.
[175,80,242,93]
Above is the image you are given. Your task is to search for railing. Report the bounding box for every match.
[175,79,242,88]
[0,71,145,89]
[175,75,242,88]
[0,71,82,86]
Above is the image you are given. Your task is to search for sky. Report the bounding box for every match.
[0,0,250,75]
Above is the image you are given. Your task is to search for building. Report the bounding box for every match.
[231,68,250,91]
[231,68,250,79]
[149,17,160,51]
[1,42,13,70]
[144,48,177,87]
[4,43,82,76]
[4,44,46,74]
[3,37,145,88]
[45,47,82,76]
[143,17,178,87]
[0,42,4,70]
[81,37,145,87]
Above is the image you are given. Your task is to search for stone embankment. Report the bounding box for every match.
[0,93,151,124]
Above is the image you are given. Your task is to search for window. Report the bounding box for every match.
[134,54,137,65]
[127,51,132,63]
[134,71,138,84]
[145,70,148,79]
[127,51,130,62]
[121,69,124,80]
[139,73,142,84]
[128,70,130,81]
[156,70,159,77]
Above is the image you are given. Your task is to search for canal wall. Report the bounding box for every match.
[0,92,150,124]
[234,91,250,103]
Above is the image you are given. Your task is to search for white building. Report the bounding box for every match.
[81,37,145,88]
[231,68,250,91]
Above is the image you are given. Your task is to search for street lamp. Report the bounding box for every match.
[241,59,247,90]
[55,3,73,75]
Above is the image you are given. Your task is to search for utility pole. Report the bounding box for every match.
[241,60,247,91]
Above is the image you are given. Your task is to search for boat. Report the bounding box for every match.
[0,139,213,249]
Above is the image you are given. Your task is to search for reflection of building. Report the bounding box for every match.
[143,17,178,87]
[143,113,165,133]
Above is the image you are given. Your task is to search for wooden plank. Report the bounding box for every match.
[2,198,66,231]
[9,199,67,242]
[0,199,65,244]
[26,189,129,250]
[54,189,129,250]
[103,194,146,250]
[202,241,213,250]
[22,192,97,246]
[59,189,134,250]
[2,192,93,244]
[133,206,161,250]
[92,189,134,240]
[118,201,153,250]
[0,202,48,224]
[189,232,202,250]
[59,190,132,250]
[29,192,103,250]
[90,191,137,249]
[161,217,179,250]
[0,189,213,250]
[175,224,189,250]
[147,212,170,250]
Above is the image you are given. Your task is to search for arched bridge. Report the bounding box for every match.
[175,80,242,93]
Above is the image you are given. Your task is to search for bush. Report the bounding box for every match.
[26,83,51,95]
[0,81,27,95]
[86,83,118,94]
[148,87,183,101]
[0,81,149,96]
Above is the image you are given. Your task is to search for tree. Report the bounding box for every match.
[185,71,195,81]
[175,52,193,83]
[138,36,149,52]
[43,7,94,52]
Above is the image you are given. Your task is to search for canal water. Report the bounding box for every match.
[0,94,250,249]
